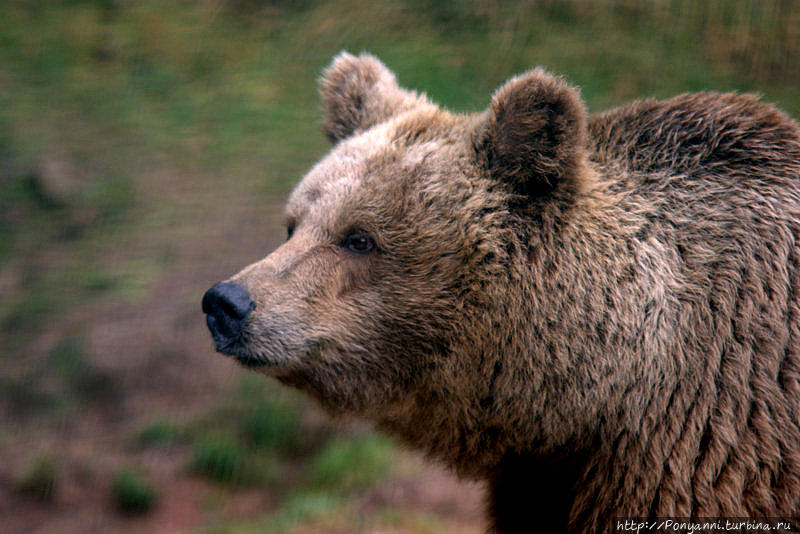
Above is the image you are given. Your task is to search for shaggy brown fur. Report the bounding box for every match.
[205,52,800,533]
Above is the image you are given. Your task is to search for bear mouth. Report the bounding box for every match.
[212,337,268,368]
[213,333,305,372]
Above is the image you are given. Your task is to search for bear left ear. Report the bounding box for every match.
[320,52,430,142]
[475,68,588,197]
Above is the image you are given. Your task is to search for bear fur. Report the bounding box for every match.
[207,52,800,532]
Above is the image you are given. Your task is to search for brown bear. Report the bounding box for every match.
[202,52,800,533]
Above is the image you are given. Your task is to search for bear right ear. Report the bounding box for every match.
[320,52,430,142]
[474,68,589,198]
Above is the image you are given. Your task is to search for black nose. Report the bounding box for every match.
[202,282,256,345]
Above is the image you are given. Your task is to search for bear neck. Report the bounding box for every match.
[374,182,697,529]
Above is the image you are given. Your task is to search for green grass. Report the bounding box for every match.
[186,378,295,487]
[190,434,247,484]
[16,455,57,502]
[233,374,311,454]
[113,468,157,514]
[205,490,348,534]
[138,418,181,448]
[190,432,283,487]
[206,492,448,534]
[239,401,301,453]
[185,377,394,528]
[185,374,323,457]
[310,434,395,492]
[200,431,395,531]
[50,337,91,385]
[49,336,115,403]
[0,336,115,420]
[265,491,347,533]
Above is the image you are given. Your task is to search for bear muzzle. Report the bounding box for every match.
[202,281,256,351]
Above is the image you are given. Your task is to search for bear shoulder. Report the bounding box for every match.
[588,92,800,179]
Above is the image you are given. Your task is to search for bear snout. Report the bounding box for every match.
[202,282,256,349]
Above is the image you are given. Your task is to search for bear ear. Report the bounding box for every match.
[320,52,429,142]
[475,68,588,197]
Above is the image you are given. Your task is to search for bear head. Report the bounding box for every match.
[203,52,597,474]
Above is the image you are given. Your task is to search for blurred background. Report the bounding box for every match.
[1,1,798,532]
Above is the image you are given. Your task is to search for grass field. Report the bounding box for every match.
[1,1,798,532]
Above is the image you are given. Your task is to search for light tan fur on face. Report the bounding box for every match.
[215,52,800,533]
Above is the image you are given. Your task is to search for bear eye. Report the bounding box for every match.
[285,221,296,240]
[342,231,375,253]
